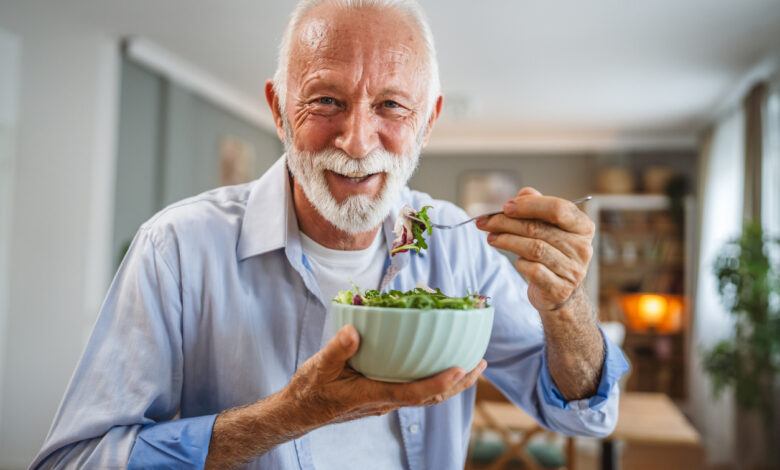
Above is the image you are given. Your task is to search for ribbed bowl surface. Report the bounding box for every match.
[331,302,495,382]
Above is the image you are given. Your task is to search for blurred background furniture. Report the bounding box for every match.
[602,392,703,470]
[468,377,575,470]
[469,384,703,470]
[584,195,695,400]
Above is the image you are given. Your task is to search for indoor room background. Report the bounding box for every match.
[1,1,779,469]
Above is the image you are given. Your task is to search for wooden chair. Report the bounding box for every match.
[467,377,575,470]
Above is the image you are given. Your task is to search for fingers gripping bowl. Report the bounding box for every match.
[332,287,494,382]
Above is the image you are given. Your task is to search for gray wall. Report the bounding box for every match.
[0,27,20,444]
[409,150,697,206]
[0,6,120,467]
[113,58,283,269]
[410,153,598,203]
[113,60,164,269]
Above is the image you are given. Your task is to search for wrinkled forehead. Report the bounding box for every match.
[288,3,428,86]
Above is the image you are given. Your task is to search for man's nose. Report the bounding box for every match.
[334,105,380,158]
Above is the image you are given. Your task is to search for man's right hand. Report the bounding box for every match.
[205,324,486,470]
[284,324,487,426]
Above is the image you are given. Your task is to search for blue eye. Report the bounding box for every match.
[383,100,400,108]
[318,97,335,105]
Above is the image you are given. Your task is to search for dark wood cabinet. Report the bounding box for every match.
[585,195,694,399]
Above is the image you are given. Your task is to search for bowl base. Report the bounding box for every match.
[362,374,417,383]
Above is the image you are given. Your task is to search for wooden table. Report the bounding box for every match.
[471,389,700,470]
[472,400,570,470]
[602,392,701,470]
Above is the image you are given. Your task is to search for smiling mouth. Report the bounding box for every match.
[335,171,376,183]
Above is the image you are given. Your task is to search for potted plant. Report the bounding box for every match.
[703,221,780,469]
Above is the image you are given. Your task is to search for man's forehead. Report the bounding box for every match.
[291,4,424,67]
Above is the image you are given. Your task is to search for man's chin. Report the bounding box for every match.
[317,182,407,235]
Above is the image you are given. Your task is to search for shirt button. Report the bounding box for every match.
[408,424,420,434]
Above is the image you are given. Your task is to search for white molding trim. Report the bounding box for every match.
[424,127,696,155]
[124,37,277,133]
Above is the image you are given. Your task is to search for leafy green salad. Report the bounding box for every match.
[340,205,487,310]
[390,205,433,255]
[334,285,488,310]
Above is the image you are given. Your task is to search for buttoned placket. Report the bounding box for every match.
[397,406,425,470]
[287,246,327,469]
[275,187,323,469]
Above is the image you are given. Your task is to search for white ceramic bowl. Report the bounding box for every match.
[331,302,494,382]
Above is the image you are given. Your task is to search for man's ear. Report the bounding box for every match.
[421,95,443,148]
[265,79,286,142]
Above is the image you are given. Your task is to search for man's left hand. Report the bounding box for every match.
[476,187,595,313]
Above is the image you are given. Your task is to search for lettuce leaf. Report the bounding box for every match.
[333,286,488,310]
[391,205,434,256]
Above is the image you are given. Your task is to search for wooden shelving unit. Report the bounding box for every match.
[584,195,695,399]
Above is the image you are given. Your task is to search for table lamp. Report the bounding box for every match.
[620,293,684,333]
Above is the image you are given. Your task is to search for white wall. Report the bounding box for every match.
[0,5,118,468]
[0,26,21,434]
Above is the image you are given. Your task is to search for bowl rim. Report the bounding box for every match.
[331,301,493,314]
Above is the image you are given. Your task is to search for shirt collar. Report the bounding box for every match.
[237,154,413,271]
[237,155,291,260]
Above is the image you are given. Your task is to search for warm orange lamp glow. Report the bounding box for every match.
[620,293,684,333]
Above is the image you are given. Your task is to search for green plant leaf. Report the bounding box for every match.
[703,220,780,454]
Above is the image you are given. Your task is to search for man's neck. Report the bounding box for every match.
[291,176,381,251]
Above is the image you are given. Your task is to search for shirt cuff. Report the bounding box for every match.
[128,414,218,469]
[539,327,630,411]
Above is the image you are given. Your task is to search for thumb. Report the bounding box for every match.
[318,324,360,378]
[516,186,543,197]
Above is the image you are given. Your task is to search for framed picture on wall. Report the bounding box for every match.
[458,170,519,217]
[219,135,256,186]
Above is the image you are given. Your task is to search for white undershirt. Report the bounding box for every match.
[300,229,405,470]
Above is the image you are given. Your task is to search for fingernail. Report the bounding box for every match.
[452,369,466,383]
[504,201,516,213]
[339,328,353,347]
[476,217,487,227]
[487,233,497,243]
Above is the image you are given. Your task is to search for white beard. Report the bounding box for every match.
[283,119,423,234]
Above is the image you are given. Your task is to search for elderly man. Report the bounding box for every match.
[32,0,628,469]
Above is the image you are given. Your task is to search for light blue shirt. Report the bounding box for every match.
[31,156,629,470]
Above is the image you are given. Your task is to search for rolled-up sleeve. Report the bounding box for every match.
[535,328,630,436]
[31,228,215,469]
[127,415,216,469]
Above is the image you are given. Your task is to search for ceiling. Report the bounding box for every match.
[15,0,780,150]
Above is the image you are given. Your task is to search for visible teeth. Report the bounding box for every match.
[345,172,368,178]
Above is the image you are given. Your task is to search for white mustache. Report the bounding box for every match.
[302,148,400,176]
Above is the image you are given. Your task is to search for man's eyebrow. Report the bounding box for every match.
[376,87,413,102]
[301,79,414,103]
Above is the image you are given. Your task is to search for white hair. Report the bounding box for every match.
[272,0,441,120]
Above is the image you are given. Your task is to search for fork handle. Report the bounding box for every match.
[471,196,591,224]
[458,211,503,227]
[410,195,592,229]
[466,196,591,225]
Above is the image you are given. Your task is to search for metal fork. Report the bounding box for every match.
[408,195,592,229]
